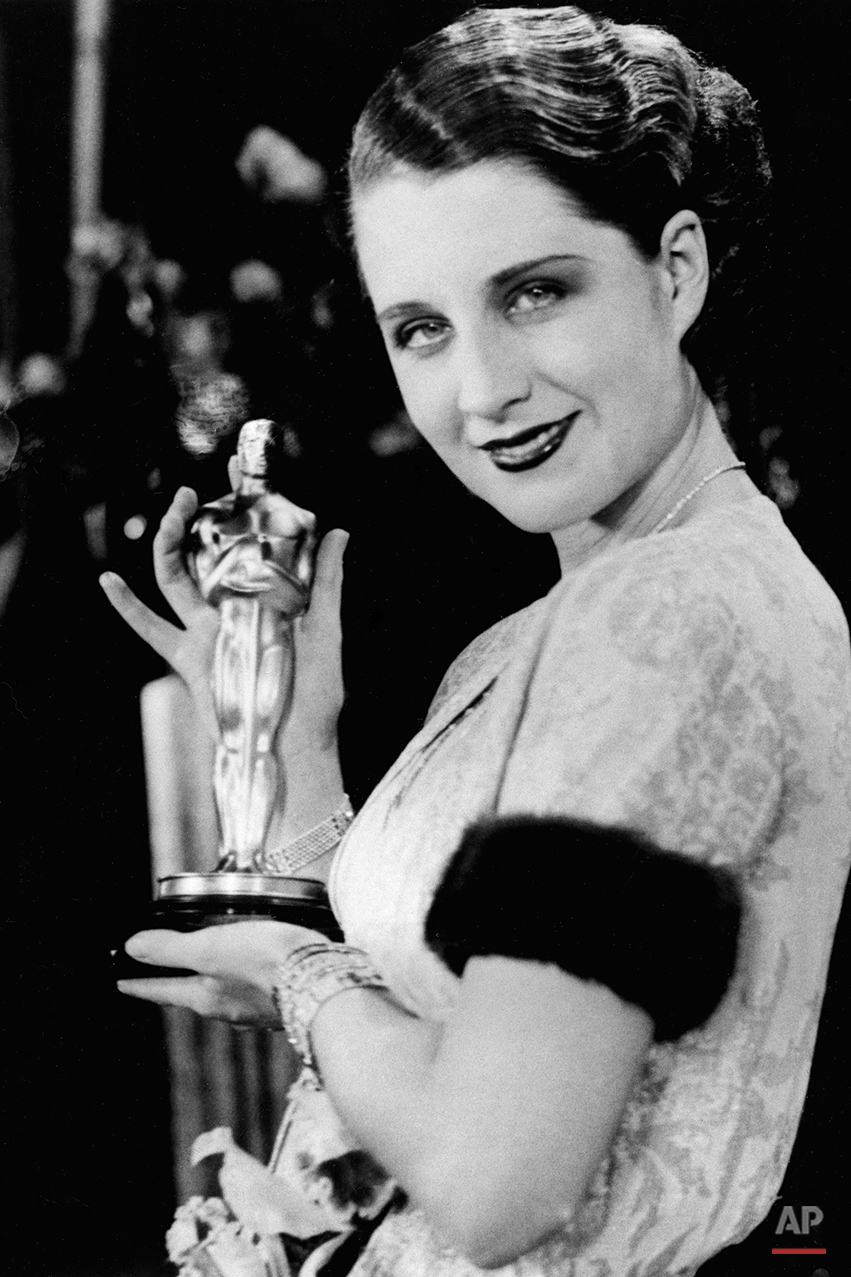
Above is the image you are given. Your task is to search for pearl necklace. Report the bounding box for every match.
[651,462,747,535]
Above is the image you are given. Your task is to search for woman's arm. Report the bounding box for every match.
[122,921,651,1269]
[313,956,652,1268]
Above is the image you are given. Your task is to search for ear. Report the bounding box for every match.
[658,209,709,341]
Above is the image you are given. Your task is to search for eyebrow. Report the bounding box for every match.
[374,254,586,325]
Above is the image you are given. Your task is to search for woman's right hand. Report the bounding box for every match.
[100,487,220,734]
[100,486,349,758]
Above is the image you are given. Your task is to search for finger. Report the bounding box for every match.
[303,529,349,635]
[125,920,287,975]
[100,571,182,664]
[126,928,199,970]
[227,455,241,490]
[153,487,210,626]
[117,974,227,1016]
[117,974,278,1026]
[153,486,199,586]
[117,975,205,1006]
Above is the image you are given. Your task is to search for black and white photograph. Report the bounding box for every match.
[1,2,848,1275]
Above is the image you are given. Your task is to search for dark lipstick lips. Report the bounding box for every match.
[481,413,577,472]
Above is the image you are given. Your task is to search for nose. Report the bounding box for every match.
[455,326,531,424]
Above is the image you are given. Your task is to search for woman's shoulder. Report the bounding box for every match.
[550,494,848,654]
[430,495,849,719]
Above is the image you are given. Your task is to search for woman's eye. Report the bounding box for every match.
[394,320,449,351]
[507,283,564,315]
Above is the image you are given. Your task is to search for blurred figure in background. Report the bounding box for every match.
[66,218,179,607]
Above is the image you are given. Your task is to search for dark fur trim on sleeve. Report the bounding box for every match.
[424,816,742,1042]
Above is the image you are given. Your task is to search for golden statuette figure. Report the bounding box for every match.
[112,418,342,978]
[188,418,316,872]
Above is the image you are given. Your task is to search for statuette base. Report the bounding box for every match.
[111,872,342,980]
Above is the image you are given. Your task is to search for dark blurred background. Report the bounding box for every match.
[0,1,847,1274]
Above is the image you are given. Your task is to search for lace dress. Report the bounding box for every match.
[321,494,851,1277]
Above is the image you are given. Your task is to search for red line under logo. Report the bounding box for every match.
[771,1248,827,1255]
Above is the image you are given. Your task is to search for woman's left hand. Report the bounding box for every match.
[117,920,324,1027]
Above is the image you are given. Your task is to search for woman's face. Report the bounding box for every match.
[352,161,701,536]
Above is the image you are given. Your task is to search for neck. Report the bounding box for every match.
[551,388,745,575]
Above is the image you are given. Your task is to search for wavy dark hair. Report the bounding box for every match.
[346,4,772,399]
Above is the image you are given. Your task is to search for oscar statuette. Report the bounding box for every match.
[113,418,342,979]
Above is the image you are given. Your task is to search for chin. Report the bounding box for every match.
[479,493,584,537]
[504,511,565,536]
[459,459,600,537]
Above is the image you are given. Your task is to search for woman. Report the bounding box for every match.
[103,6,851,1275]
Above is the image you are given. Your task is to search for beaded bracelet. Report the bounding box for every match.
[273,942,388,1073]
[263,796,355,876]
